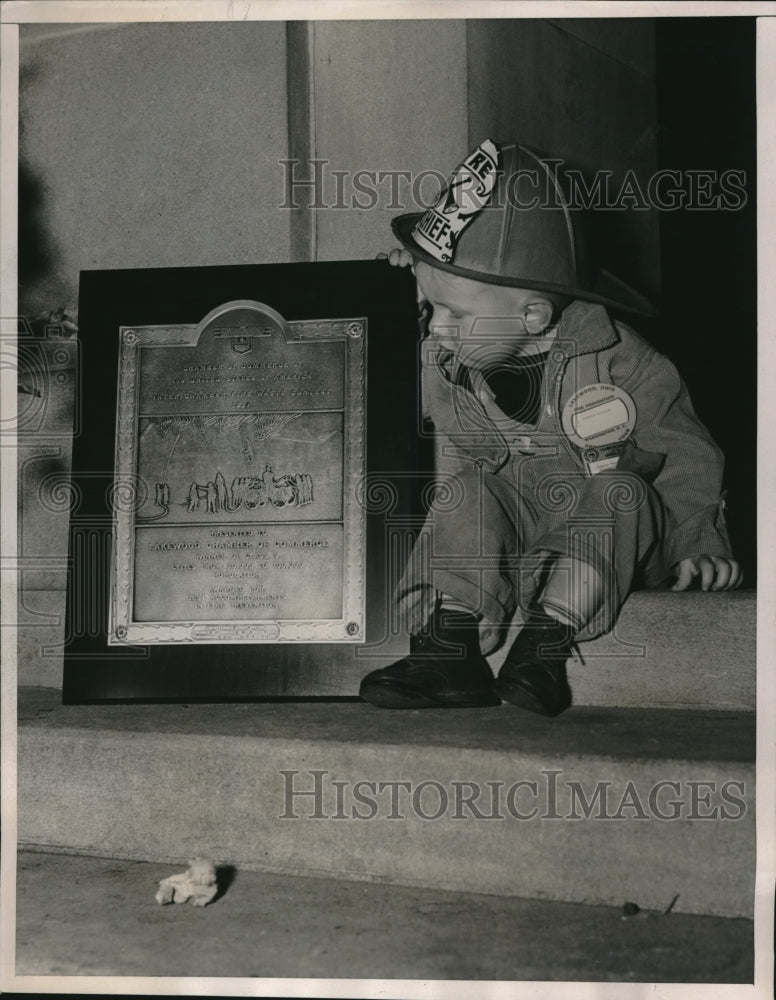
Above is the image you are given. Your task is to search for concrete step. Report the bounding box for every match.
[18,688,755,919]
[491,589,756,711]
[13,850,754,982]
[29,589,755,705]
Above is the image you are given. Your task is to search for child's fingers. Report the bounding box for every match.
[387,248,414,268]
[723,560,743,590]
[674,556,743,592]
[711,558,733,591]
[698,557,717,591]
[671,560,696,591]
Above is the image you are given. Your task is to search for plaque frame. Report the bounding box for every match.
[109,300,366,646]
[63,260,429,701]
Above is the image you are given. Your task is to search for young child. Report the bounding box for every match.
[359,139,741,716]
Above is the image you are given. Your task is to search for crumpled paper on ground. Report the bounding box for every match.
[155,857,218,907]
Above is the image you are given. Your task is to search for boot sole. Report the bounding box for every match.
[494,678,569,717]
[360,681,501,710]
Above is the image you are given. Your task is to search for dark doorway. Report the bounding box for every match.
[653,16,756,580]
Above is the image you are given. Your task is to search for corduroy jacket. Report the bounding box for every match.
[420,299,733,571]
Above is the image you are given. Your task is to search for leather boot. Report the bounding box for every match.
[495,610,574,716]
[359,606,501,709]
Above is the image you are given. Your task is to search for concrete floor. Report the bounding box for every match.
[14,850,753,982]
[19,688,757,919]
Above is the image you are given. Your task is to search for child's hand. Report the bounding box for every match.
[378,248,424,310]
[671,556,743,592]
[377,248,415,271]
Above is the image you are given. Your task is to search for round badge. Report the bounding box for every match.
[561,383,637,449]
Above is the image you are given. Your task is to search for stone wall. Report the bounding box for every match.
[15,17,658,688]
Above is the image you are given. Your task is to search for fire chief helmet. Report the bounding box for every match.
[392,139,657,317]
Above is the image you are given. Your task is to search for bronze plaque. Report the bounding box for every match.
[109,300,365,644]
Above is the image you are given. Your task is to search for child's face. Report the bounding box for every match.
[414,262,545,370]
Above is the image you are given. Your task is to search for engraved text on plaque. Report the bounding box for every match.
[109,300,365,644]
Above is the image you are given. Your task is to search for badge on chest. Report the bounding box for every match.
[561,383,637,475]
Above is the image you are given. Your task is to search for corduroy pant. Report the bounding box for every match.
[394,456,670,654]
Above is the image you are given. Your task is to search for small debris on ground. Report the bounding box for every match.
[622,901,640,917]
[155,858,218,907]
[664,893,680,914]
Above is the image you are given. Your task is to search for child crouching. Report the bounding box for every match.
[359,139,741,716]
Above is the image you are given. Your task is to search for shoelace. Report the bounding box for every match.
[534,600,586,666]
[527,613,586,667]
